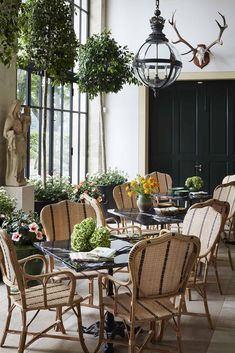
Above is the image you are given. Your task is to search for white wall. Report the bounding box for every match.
[105,0,234,179]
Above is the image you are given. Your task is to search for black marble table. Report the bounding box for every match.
[108,208,186,227]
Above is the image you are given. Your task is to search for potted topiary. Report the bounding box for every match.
[76,30,138,172]
[30,175,74,214]
[18,0,79,186]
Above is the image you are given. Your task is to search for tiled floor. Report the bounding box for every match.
[0,243,235,353]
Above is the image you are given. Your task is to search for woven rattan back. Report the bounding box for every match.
[80,193,106,227]
[213,182,235,220]
[146,171,172,194]
[182,199,229,259]
[113,182,137,209]
[0,230,24,291]
[222,175,235,184]
[128,232,200,299]
[41,200,96,241]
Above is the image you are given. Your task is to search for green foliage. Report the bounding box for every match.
[30,175,74,202]
[0,188,16,216]
[76,29,138,99]
[87,168,128,186]
[185,176,204,191]
[73,180,102,202]
[71,218,96,252]
[2,210,46,246]
[89,227,111,249]
[0,0,21,66]
[18,0,79,85]
[71,218,111,252]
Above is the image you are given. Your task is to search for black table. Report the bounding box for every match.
[34,239,132,353]
[108,208,186,227]
[155,192,211,208]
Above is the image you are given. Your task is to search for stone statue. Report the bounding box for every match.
[3,100,31,186]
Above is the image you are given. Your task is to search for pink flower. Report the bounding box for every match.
[12,232,22,242]
[36,231,44,241]
[28,222,39,233]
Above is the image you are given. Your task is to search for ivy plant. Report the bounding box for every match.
[0,0,21,66]
[18,0,79,185]
[76,30,138,172]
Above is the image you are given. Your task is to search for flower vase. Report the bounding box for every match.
[137,194,153,212]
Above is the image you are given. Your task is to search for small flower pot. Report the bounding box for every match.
[137,194,153,213]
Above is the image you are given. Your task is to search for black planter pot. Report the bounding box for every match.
[98,184,120,222]
[34,200,57,215]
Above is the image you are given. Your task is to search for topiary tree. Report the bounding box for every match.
[0,0,21,66]
[76,30,138,172]
[18,0,79,185]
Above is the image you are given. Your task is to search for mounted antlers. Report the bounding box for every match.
[169,12,228,69]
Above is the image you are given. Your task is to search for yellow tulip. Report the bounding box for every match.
[127,191,132,197]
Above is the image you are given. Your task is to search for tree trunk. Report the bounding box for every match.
[42,70,49,187]
[99,92,107,173]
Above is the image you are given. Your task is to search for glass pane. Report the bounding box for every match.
[53,111,61,174]
[30,108,40,176]
[17,69,27,105]
[64,84,71,110]
[63,112,70,176]
[79,113,86,181]
[41,78,52,108]
[54,85,62,109]
[80,93,87,112]
[81,0,88,12]
[74,8,80,40]
[31,74,41,107]
[73,84,79,111]
[72,112,79,183]
[81,12,88,44]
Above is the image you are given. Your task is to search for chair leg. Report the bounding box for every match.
[0,304,14,346]
[202,288,213,330]
[76,304,89,353]
[175,316,183,353]
[88,279,94,306]
[18,310,27,353]
[94,305,105,353]
[213,260,223,295]
[227,246,234,271]
[128,322,136,353]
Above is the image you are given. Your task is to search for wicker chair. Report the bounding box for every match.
[222,174,235,184]
[40,199,102,308]
[95,232,200,353]
[182,199,229,328]
[0,230,89,353]
[213,181,235,270]
[146,171,172,194]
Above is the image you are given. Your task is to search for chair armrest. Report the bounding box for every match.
[19,254,49,274]
[108,224,142,236]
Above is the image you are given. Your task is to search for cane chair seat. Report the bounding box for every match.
[181,199,229,328]
[0,230,89,353]
[95,232,200,353]
[40,200,105,308]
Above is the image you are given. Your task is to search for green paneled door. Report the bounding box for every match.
[149,80,235,193]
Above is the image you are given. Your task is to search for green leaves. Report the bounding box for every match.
[0,0,21,66]
[76,29,139,99]
[18,0,79,85]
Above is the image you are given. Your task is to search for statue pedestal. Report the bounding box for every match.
[4,185,34,212]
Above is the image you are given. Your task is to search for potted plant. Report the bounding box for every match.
[76,30,138,172]
[18,0,79,186]
[87,168,128,218]
[185,176,204,192]
[2,210,46,285]
[30,175,74,214]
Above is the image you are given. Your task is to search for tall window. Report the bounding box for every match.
[17,0,89,184]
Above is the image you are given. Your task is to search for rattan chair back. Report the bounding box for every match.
[80,193,106,227]
[113,182,137,209]
[129,232,200,299]
[146,171,172,194]
[222,175,235,184]
[182,199,229,260]
[213,181,235,220]
[41,200,96,241]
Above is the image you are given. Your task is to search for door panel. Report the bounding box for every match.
[149,80,235,193]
